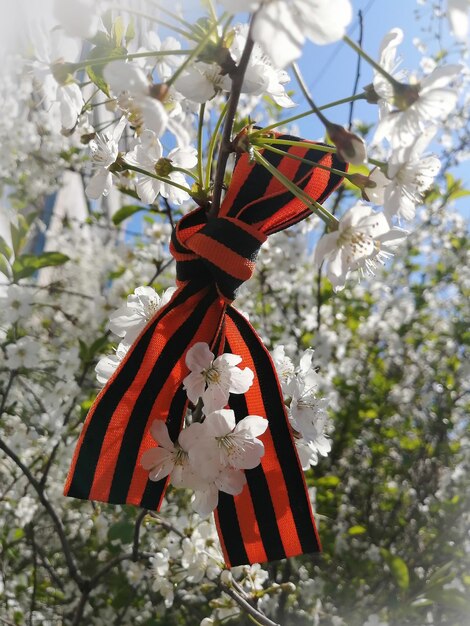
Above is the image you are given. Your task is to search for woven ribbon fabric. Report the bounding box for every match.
[64,134,347,567]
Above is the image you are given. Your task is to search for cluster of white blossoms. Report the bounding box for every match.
[139,340,265,517]
[272,346,332,469]
[312,24,463,291]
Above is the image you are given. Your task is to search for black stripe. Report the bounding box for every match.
[66,281,203,500]
[217,491,249,567]
[224,338,286,563]
[227,308,320,555]
[200,218,263,262]
[107,288,219,503]
[227,149,285,218]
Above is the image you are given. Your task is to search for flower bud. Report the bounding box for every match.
[327,123,367,165]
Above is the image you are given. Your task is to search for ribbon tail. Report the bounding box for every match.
[64,281,226,511]
[215,306,321,567]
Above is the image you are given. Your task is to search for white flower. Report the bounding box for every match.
[109,286,176,345]
[290,380,331,455]
[271,345,295,394]
[313,203,407,291]
[85,116,127,199]
[141,420,204,489]
[368,127,441,221]
[174,62,232,103]
[373,28,406,119]
[30,27,84,130]
[229,24,295,107]
[95,341,129,386]
[53,0,100,39]
[183,343,254,414]
[5,337,41,369]
[104,61,168,136]
[124,131,197,205]
[2,284,33,324]
[192,467,247,517]
[247,0,353,68]
[447,0,470,42]
[138,32,183,81]
[185,409,268,480]
[375,64,461,148]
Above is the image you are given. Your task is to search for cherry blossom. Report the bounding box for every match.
[313,203,408,291]
[183,343,254,414]
[367,127,441,221]
[109,286,176,345]
[375,64,461,148]
[447,0,470,42]
[124,131,197,205]
[141,420,203,489]
[85,116,127,199]
[184,409,268,480]
[191,467,247,517]
[53,0,100,39]
[219,0,352,68]
[95,341,129,386]
[174,62,232,103]
[104,61,168,136]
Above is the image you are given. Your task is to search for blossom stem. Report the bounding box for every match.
[209,20,256,216]
[197,103,206,187]
[260,143,354,180]
[124,163,197,199]
[110,5,198,40]
[172,166,198,181]
[291,63,330,128]
[368,157,387,168]
[252,150,339,228]
[165,20,222,89]
[253,137,336,154]
[205,102,228,190]
[343,35,403,90]
[70,49,191,72]
[250,93,367,136]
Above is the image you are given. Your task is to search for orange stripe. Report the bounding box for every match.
[125,297,227,506]
[87,288,209,502]
[189,233,255,281]
[225,314,303,559]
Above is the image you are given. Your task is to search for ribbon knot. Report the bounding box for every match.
[64,134,348,567]
[171,210,267,302]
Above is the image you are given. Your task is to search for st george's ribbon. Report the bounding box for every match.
[64,133,347,567]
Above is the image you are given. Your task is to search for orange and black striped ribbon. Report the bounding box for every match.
[64,134,347,566]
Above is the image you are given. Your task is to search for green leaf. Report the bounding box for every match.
[381,550,410,590]
[316,475,341,488]
[0,254,11,278]
[12,252,70,281]
[348,525,367,536]
[89,335,110,358]
[108,521,134,544]
[112,16,125,47]
[0,235,12,260]
[125,19,135,46]
[112,204,145,225]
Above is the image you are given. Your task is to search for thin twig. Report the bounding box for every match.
[132,510,148,561]
[348,10,364,130]
[209,19,256,217]
[221,583,280,626]
[0,438,86,590]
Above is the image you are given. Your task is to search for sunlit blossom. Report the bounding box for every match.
[183,343,254,414]
[313,203,408,291]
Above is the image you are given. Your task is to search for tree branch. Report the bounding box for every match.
[209,20,256,217]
